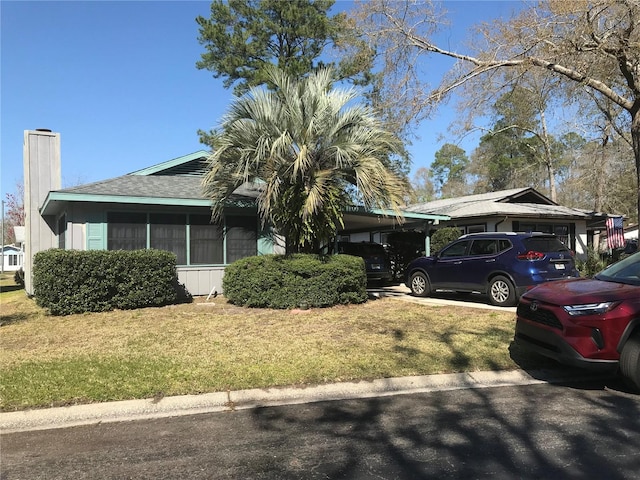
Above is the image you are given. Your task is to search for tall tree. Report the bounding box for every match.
[3,183,25,244]
[195,0,413,176]
[197,0,344,95]
[469,86,565,195]
[480,79,563,200]
[430,143,469,198]
[353,0,640,221]
[201,68,409,253]
[410,166,435,203]
[471,129,537,192]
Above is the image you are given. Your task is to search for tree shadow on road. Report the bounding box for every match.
[250,377,640,479]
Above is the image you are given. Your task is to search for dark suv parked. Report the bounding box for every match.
[336,241,393,285]
[405,232,579,306]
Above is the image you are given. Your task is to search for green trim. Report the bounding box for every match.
[41,192,213,215]
[128,150,210,176]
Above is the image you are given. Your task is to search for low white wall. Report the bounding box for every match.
[177,266,226,297]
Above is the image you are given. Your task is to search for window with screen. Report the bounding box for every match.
[150,213,187,265]
[226,216,257,263]
[190,215,224,264]
[107,211,258,265]
[107,212,147,251]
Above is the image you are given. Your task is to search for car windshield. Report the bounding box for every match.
[358,245,385,256]
[340,243,385,256]
[595,252,640,286]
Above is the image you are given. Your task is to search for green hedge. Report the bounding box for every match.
[33,249,190,315]
[430,227,462,254]
[223,254,368,308]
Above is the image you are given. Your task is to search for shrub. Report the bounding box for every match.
[576,247,607,278]
[430,227,462,254]
[33,249,190,315]
[13,268,25,287]
[223,254,368,308]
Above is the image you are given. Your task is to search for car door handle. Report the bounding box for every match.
[453,261,462,265]
[485,259,496,263]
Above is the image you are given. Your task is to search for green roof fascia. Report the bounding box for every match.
[40,191,213,215]
[127,150,211,176]
[343,205,450,222]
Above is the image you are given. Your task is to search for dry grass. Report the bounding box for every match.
[0,275,544,412]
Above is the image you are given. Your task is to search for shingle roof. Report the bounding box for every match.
[60,175,207,200]
[406,188,590,219]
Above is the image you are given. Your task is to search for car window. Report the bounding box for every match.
[499,240,511,252]
[595,253,640,285]
[469,239,498,256]
[439,241,469,258]
[522,237,570,252]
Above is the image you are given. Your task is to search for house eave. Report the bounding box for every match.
[40,191,213,216]
[444,212,590,221]
[339,206,450,233]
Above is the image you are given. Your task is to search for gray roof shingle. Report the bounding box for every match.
[406,188,589,219]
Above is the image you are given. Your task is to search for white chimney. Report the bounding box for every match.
[23,129,61,295]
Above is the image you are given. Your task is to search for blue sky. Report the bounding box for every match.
[1,0,521,201]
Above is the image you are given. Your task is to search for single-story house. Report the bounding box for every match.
[405,188,611,256]
[624,223,638,241]
[22,129,448,296]
[1,245,24,272]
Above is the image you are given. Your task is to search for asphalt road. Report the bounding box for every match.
[3,376,640,479]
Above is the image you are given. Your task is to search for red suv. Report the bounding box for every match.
[515,251,640,391]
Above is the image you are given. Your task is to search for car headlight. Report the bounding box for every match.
[563,302,618,316]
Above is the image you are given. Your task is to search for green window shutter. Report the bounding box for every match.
[86,213,106,250]
[257,223,274,255]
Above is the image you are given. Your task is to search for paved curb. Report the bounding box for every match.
[0,369,595,434]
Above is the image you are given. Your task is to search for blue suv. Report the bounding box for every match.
[405,232,580,306]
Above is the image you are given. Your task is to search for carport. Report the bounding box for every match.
[339,206,450,256]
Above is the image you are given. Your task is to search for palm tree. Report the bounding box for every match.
[202,67,409,253]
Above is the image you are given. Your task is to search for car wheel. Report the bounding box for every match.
[620,332,640,392]
[488,276,516,306]
[409,272,430,297]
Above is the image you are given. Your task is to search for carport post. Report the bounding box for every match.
[424,219,439,256]
[424,221,431,256]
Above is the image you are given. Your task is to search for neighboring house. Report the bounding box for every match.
[1,245,24,272]
[23,129,448,296]
[624,223,638,241]
[406,188,611,257]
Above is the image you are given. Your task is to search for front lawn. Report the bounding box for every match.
[0,276,549,411]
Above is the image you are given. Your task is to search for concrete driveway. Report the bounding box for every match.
[368,284,518,312]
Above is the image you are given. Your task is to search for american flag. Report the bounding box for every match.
[606,216,625,249]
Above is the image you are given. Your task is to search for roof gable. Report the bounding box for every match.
[498,188,556,205]
[406,187,587,220]
[127,150,210,176]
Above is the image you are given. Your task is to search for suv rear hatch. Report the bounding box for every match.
[518,236,576,279]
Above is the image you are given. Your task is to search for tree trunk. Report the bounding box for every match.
[539,110,556,202]
[594,123,610,214]
[632,109,640,225]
